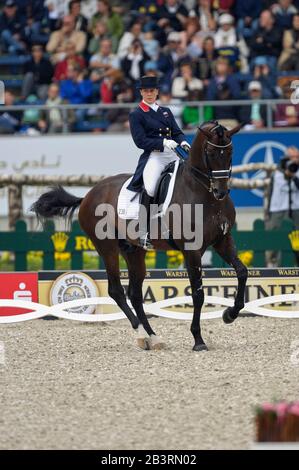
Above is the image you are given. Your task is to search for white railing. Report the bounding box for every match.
[1,99,298,131]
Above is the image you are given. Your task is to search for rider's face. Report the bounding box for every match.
[140,88,159,104]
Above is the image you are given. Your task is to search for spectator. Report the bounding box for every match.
[91,0,124,51]
[157,0,189,32]
[121,39,150,91]
[181,17,211,59]
[214,14,237,48]
[69,0,88,32]
[21,45,54,101]
[249,10,283,68]
[100,69,124,104]
[60,63,93,126]
[189,0,217,33]
[21,94,43,135]
[60,64,93,104]
[206,57,241,125]
[274,84,299,126]
[80,0,98,21]
[143,60,160,77]
[39,83,64,134]
[89,38,120,82]
[117,19,143,59]
[214,13,250,71]
[130,0,160,22]
[46,15,87,64]
[105,77,134,132]
[88,20,109,56]
[0,0,27,54]
[217,0,235,14]
[252,56,278,99]
[24,1,52,46]
[272,0,298,29]
[0,91,22,134]
[172,62,203,99]
[158,84,183,127]
[278,13,299,70]
[141,29,160,61]
[159,31,189,82]
[44,0,68,21]
[235,0,261,41]
[54,41,86,81]
[197,36,218,82]
[266,146,299,266]
[239,81,267,130]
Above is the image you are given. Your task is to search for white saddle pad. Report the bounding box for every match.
[117,159,180,220]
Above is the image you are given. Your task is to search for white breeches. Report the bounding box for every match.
[143,150,179,197]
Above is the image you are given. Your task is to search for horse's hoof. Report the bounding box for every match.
[137,337,151,350]
[222,307,238,324]
[193,343,208,352]
[149,335,166,350]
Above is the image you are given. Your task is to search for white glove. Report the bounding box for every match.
[180,140,191,152]
[163,138,178,150]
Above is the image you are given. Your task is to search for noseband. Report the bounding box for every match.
[189,124,232,194]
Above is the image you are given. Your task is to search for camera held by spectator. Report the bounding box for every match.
[280,154,299,176]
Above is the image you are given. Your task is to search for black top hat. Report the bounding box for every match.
[137,75,160,90]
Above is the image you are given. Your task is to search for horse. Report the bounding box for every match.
[31,120,248,352]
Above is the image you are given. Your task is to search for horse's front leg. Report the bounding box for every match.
[184,251,208,351]
[213,233,248,324]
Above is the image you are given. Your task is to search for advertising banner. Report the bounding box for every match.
[0,268,298,322]
[38,268,299,316]
[229,131,298,207]
[0,272,38,316]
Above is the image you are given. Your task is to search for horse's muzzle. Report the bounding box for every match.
[213,188,229,200]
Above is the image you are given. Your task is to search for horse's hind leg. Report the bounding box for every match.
[213,234,248,324]
[93,240,141,333]
[121,247,166,350]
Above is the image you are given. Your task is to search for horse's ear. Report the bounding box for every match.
[226,123,244,138]
[198,127,212,139]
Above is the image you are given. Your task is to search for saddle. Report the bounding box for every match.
[117,159,182,221]
[153,160,178,208]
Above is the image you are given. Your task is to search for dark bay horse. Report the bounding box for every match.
[32,121,248,351]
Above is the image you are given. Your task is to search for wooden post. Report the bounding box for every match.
[8,184,23,229]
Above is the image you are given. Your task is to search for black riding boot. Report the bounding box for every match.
[139,189,154,250]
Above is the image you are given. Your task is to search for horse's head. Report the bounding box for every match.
[189,120,242,200]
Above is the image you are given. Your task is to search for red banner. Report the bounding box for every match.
[0,273,38,316]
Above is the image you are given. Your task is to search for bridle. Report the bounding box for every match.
[188,123,232,195]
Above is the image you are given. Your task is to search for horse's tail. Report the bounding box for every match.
[31,185,83,226]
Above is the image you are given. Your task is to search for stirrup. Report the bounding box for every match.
[139,232,154,251]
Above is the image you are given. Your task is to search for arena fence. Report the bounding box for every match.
[0,218,296,271]
[0,162,273,228]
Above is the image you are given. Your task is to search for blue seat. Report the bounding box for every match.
[74,120,110,132]
[2,78,23,89]
[0,55,30,66]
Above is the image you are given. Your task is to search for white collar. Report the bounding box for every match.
[143,100,159,112]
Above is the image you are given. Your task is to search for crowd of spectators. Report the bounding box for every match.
[1,0,299,134]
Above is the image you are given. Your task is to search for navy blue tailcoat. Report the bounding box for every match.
[128,101,186,192]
